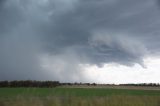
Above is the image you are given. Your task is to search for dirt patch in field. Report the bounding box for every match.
[60,85,160,90]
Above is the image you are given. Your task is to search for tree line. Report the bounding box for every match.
[0,81,60,88]
[119,83,160,87]
[0,81,97,88]
[0,80,160,88]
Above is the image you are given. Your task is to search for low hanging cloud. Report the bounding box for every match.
[88,31,147,67]
[0,0,160,81]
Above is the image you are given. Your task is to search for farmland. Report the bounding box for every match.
[0,87,160,106]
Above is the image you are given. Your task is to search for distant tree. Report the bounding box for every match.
[0,81,8,87]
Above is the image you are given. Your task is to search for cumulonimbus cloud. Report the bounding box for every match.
[0,0,160,81]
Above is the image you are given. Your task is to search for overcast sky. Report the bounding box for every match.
[1,0,160,83]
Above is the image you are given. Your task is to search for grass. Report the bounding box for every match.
[0,87,160,106]
[1,87,160,97]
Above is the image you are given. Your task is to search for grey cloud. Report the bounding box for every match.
[0,25,48,80]
[0,0,160,81]
[88,31,147,67]
[0,0,24,35]
[38,0,154,65]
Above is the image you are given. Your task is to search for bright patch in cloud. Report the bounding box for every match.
[82,56,160,84]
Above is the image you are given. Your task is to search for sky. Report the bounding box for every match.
[0,0,160,84]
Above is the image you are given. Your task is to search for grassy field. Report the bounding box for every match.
[0,87,160,106]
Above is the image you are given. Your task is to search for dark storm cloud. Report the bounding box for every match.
[0,0,160,81]
[39,0,153,66]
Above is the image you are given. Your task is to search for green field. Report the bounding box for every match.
[0,87,160,106]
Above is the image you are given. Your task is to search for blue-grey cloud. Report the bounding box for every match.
[0,0,160,81]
